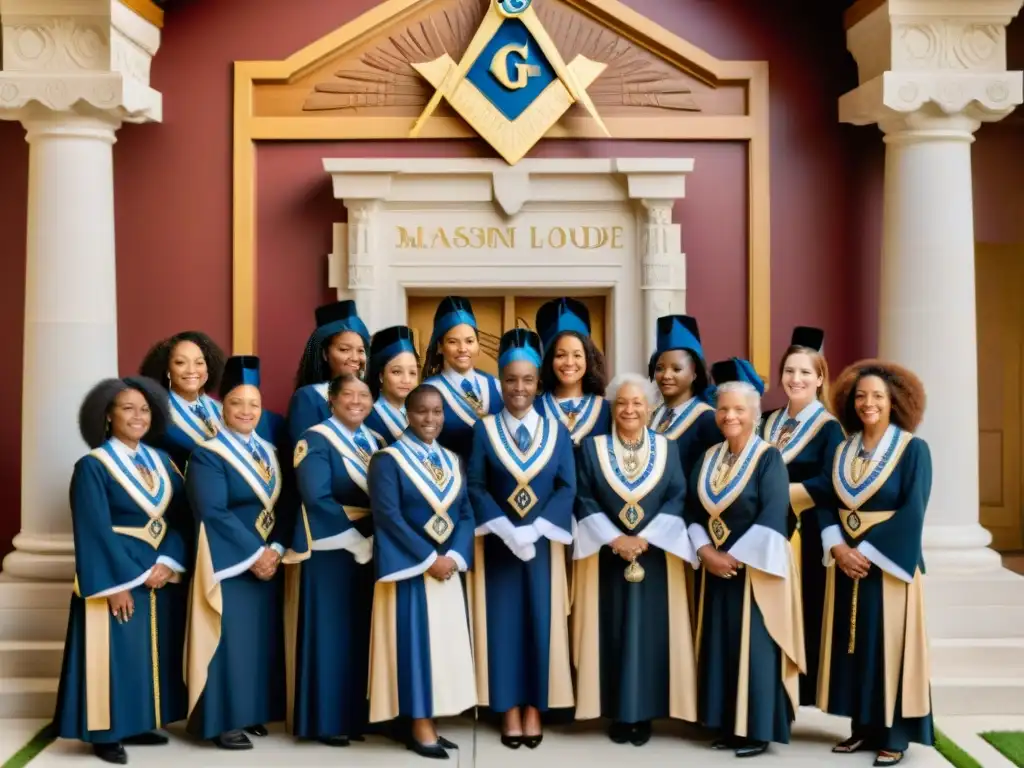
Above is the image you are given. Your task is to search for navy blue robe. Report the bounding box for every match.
[287,383,330,447]
[467,413,577,713]
[54,441,189,743]
[535,392,611,446]
[364,399,407,446]
[184,430,286,739]
[759,401,844,705]
[685,437,804,745]
[286,420,380,739]
[814,427,934,752]
[366,434,477,722]
[650,397,722,479]
[571,430,698,724]
[422,371,502,458]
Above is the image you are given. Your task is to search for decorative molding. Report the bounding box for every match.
[232,0,773,379]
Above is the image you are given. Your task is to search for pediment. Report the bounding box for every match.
[245,0,760,130]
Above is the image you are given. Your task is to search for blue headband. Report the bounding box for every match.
[373,338,417,367]
[314,318,370,346]
[499,347,542,370]
[434,309,477,339]
[240,368,261,387]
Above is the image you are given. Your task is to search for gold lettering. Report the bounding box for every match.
[489,43,542,91]
[610,226,624,249]
[531,226,542,248]
[569,226,609,250]
[548,227,567,249]
[430,228,452,249]
[396,226,422,249]
[489,227,515,249]
[468,227,486,248]
[393,224,626,250]
[452,226,471,249]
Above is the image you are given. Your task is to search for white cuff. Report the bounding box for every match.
[639,514,697,566]
[531,516,573,546]
[86,569,152,599]
[573,513,621,560]
[378,551,438,582]
[448,550,469,572]
[857,541,914,583]
[821,524,843,566]
[213,546,264,583]
[270,543,285,557]
[688,523,712,554]
[312,528,373,564]
[476,517,537,561]
[156,555,186,574]
[728,524,788,578]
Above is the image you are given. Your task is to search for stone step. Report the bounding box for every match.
[0,608,68,642]
[0,640,64,678]
[0,581,72,610]
[930,637,1024,676]
[924,570,1024,608]
[0,677,57,719]
[926,605,1024,639]
[932,676,1024,715]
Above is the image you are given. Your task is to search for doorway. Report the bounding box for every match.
[976,242,1024,551]
[407,294,608,377]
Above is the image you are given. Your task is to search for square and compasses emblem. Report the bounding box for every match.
[409,0,611,165]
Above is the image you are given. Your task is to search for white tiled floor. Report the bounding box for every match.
[2,710,960,767]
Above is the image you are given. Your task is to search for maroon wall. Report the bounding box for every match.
[3,0,1016,556]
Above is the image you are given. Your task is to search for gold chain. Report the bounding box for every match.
[150,589,161,728]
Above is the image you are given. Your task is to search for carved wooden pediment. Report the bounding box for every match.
[249,0,754,124]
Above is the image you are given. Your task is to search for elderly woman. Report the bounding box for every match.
[468,329,576,749]
[422,296,503,458]
[364,325,419,444]
[572,372,698,747]
[758,326,844,706]
[286,374,382,745]
[53,376,188,765]
[367,384,477,759]
[288,301,371,444]
[534,297,610,444]
[685,358,804,758]
[815,361,933,767]
[648,315,720,477]
[184,356,287,750]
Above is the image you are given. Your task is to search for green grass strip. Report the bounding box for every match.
[982,731,1024,767]
[934,729,984,768]
[1,723,56,768]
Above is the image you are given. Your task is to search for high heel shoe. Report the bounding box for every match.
[500,733,523,749]
[522,734,543,749]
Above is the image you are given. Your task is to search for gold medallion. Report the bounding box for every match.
[566,411,578,430]
[624,557,645,583]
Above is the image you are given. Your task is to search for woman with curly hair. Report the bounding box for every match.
[287,301,371,445]
[364,325,419,444]
[534,298,610,445]
[647,314,720,479]
[138,331,227,472]
[53,376,189,765]
[758,326,844,707]
[813,360,933,767]
[421,296,502,458]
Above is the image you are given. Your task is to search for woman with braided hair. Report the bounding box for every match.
[813,360,934,767]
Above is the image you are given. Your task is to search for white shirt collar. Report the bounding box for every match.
[443,366,479,390]
[786,399,822,424]
[502,407,540,436]
[329,415,370,444]
[224,427,259,447]
[110,437,142,462]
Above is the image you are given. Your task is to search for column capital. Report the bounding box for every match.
[839,0,1023,128]
[0,0,162,124]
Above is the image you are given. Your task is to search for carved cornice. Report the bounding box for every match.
[841,0,1024,128]
[0,0,161,121]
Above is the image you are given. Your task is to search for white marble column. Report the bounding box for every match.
[840,0,1023,573]
[0,0,162,580]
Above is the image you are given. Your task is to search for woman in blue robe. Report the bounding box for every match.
[367,384,477,760]
[467,329,576,749]
[572,373,698,747]
[685,360,805,758]
[534,298,610,445]
[758,326,844,706]
[287,300,371,445]
[53,376,189,765]
[648,315,721,477]
[364,325,419,444]
[184,356,288,750]
[813,361,934,767]
[421,296,502,458]
[286,373,383,746]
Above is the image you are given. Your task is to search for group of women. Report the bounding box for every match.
[52,294,935,767]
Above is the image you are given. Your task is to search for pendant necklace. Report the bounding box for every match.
[619,433,645,479]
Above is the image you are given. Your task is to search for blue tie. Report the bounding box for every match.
[515,424,531,452]
[191,401,210,420]
[461,378,479,398]
[248,439,270,469]
[354,431,373,456]
[559,400,581,416]
[133,453,155,489]
[783,418,799,431]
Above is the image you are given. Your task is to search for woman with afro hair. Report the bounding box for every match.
[814,360,934,767]
[53,376,189,764]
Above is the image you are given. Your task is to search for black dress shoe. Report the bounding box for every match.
[93,742,127,765]
[407,740,449,759]
[629,721,652,747]
[500,734,523,749]
[319,736,350,747]
[735,739,768,758]
[122,731,169,746]
[523,734,543,749]
[212,730,253,750]
[437,735,458,749]
[712,735,741,750]
[608,722,630,744]
[244,724,269,737]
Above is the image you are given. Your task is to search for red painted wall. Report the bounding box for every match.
[0,0,1019,557]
